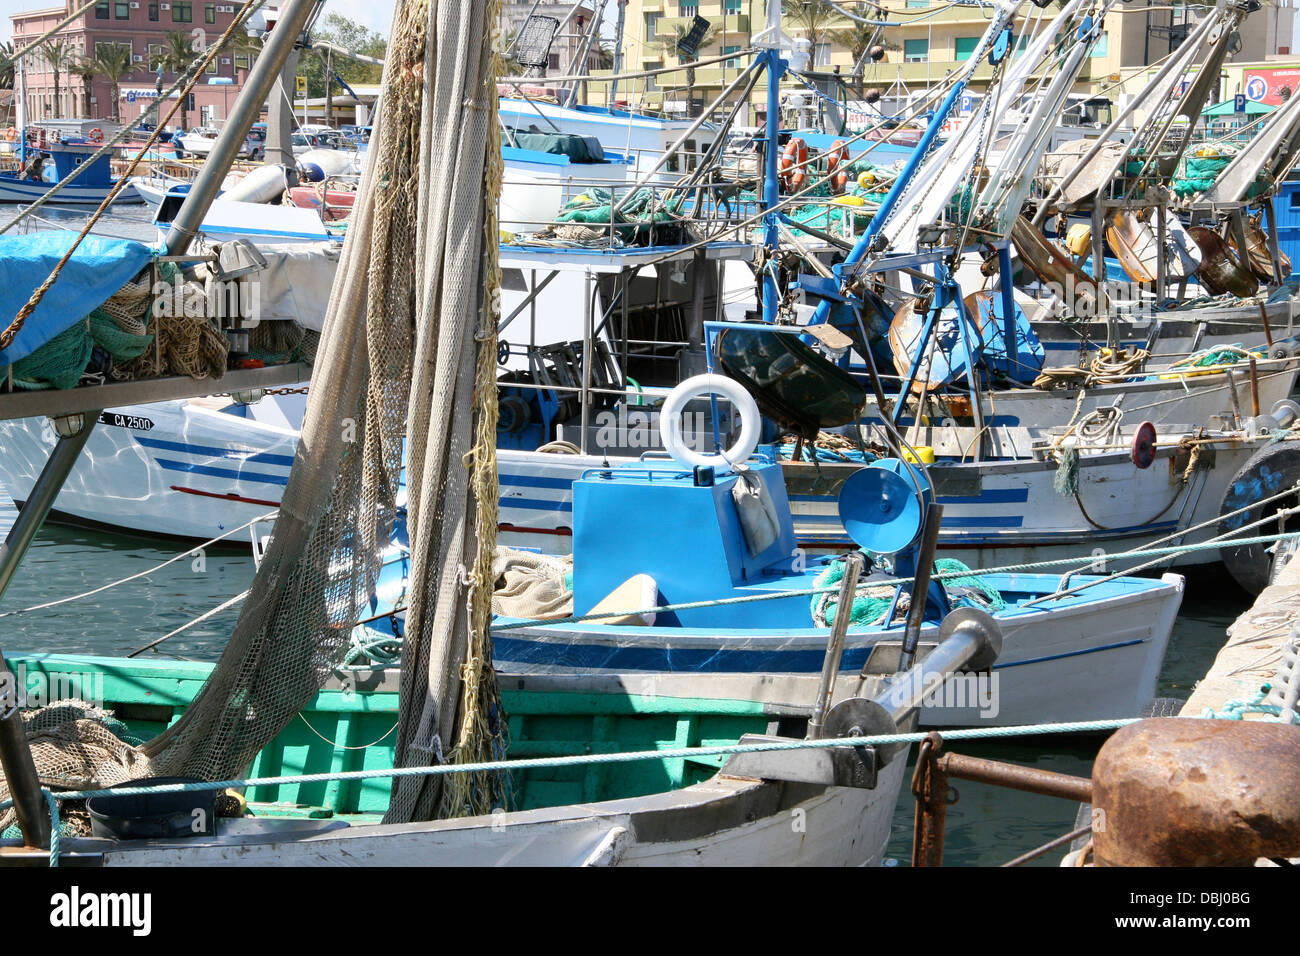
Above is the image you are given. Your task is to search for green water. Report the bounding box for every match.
[0,498,1249,866]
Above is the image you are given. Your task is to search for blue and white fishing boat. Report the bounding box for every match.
[374,375,1186,727]
[0,130,141,205]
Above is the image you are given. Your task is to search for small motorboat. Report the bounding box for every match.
[0,128,141,204]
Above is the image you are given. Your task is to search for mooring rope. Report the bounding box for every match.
[0,511,275,620]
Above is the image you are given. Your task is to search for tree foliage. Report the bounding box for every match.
[299,13,386,99]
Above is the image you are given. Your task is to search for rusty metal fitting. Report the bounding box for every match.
[1091,718,1300,866]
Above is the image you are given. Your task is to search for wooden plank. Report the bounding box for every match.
[0,363,310,422]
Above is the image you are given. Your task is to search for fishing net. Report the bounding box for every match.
[9,260,235,389]
[809,556,1006,628]
[0,700,149,838]
[135,0,508,824]
[491,547,573,620]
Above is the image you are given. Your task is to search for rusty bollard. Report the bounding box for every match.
[1091,718,1300,866]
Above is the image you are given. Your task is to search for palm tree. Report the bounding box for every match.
[41,38,74,118]
[783,0,851,66]
[84,43,134,123]
[0,42,15,93]
[229,29,262,80]
[652,22,721,116]
[70,58,97,117]
[153,31,197,127]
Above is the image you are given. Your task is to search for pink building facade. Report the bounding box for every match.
[10,1,254,126]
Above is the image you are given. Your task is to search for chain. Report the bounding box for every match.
[211,386,310,398]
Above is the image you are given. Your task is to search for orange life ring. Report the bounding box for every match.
[3,127,15,143]
[88,128,104,143]
[779,137,808,193]
[827,139,849,171]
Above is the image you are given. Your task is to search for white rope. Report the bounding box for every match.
[0,510,276,620]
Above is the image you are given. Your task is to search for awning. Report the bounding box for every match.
[1202,99,1276,117]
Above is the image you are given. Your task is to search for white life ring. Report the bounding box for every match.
[658,373,760,472]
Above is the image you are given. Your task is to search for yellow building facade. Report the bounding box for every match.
[612,1,1300,121]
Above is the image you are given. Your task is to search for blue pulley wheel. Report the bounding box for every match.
[838,461,927,555]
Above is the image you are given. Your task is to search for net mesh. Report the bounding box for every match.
[128,0,510,825]
[0,701,148,837]
[513,15,559,72]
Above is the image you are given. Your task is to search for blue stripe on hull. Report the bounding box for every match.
[137,435,296,467]
[493,632,1143,674]
[152,458,290,485]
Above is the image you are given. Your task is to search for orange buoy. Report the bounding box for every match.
[88,127,104,143]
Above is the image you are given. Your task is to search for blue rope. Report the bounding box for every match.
[44,789,59,867]
[1200,683,1296,722]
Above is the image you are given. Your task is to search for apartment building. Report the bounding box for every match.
[11,0,253,125]
[500,1,606,74]
[617,1,1300,121]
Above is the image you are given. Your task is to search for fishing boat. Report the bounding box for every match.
[0,0,1010,869]
[0,130,142,205]
[484,377,1185,727]
[0,621,993,865]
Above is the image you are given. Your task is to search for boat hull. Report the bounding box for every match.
[0,175,141,204]
[497,573,1186,726]
[0,656,906,866]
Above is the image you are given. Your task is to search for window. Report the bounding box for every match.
[148,42,164,66]
[205,58,217,73]
[234,53,251,70]
[679,3,697,16]
[813,42,831,66]
[955,36,979,60]
[905,1,927,7]
[724,0,742,12]
[205,3,215,23]
[115,1,129,18]
[148,1,158,19]
[904,38,928,62]
[723,44,741,68]
[1090,31,1109,58]
[95,0,110,17]
[172,1,192,22]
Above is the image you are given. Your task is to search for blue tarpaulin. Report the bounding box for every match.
[0,231,153,366]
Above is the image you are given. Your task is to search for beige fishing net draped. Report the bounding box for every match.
[137,0,509,821]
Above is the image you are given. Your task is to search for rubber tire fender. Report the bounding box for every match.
[1217,441,1300,595]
